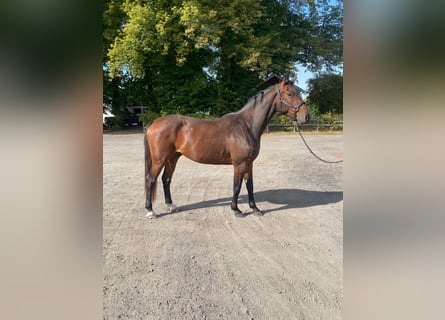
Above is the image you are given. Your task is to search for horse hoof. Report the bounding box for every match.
[233,210,246,218]
[166,203,180,213]
[145,210,157,219]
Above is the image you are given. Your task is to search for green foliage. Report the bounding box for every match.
[188,112,214,119]
[107,114,126,129]
[103,0,343,118]
[277,114,293,124]
[138,110,160,126]
[306,102,320,118]
[319,112,342,125]
[307,73,343,114]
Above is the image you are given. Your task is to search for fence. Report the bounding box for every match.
[266,117,343,132]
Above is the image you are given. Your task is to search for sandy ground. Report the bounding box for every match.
[103,131,343,319]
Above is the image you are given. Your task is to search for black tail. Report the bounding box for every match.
[144,124,157,202]
[144,127,151,197]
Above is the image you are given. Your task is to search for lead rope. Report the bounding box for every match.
[295,124,344,164]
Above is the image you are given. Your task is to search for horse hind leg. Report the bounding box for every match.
[145,162,164,219]
[162,152,181,214]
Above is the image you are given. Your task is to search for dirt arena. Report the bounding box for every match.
[103,131,343,319]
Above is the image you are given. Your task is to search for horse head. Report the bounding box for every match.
[275,75,310,124]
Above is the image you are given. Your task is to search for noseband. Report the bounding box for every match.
[275,85,305,120]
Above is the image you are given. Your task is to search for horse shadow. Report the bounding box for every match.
[158,188,343,217]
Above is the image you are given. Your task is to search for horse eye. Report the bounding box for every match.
[287,93,293,97]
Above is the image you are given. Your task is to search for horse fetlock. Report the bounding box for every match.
[145,210,157,219]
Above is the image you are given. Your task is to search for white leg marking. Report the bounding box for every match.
[145,210,157,219]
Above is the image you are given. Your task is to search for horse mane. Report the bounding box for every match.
[231,85,276,115]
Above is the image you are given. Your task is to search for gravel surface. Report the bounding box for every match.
[103,132,343,319]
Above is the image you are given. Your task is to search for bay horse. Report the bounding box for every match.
[144,76,309,218]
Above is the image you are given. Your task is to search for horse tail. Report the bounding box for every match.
[144,124,157,202]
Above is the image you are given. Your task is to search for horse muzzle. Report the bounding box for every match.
[302,113,310,124]
[288,103,309,124]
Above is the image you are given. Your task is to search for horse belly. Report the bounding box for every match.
[183,142,232,164]
[176,127,232,164]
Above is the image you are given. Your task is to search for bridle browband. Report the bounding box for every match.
[275,85,306,120]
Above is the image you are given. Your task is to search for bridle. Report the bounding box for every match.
[275,85,306,121]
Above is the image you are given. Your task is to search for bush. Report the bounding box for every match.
[307,103,320,118]
[105,115,126,129]
[139,110,160,126]
[185,112,214,119]
[319,113,342,125]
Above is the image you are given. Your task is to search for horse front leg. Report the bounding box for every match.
[231,173,244,217]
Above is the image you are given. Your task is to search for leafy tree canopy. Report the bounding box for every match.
[307,73,343,114]
[103,0,343,117]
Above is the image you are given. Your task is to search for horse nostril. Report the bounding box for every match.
[305,114,310,122]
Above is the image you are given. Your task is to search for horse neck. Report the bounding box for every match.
[241,88,277,138]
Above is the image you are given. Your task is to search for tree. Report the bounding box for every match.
[307,73,343,114]
[103,0,343,117]
[290,0,343,72]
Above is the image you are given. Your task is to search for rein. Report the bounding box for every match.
[274,85,342,164]
[275,85,305,121]
[295,124,344,164]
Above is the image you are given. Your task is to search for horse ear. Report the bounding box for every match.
[282,73,289,84]
[290,75,296,83]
